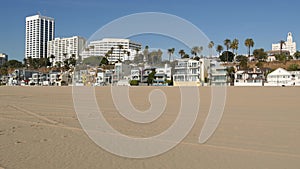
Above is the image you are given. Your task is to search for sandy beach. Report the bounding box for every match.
[0,86,299,169]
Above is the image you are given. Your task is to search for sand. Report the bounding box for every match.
[0,86,299,169]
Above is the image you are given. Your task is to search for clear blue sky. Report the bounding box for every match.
[1,0,300,61]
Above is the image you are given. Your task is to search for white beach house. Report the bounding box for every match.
[173,58,202,86]
[266,68,300,86]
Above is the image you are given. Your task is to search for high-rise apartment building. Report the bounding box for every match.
[81,38,142,62]
[25,14,55,59]
[47,36,86,64]
[0,53,8,66]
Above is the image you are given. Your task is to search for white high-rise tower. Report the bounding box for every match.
[25,13,55,59]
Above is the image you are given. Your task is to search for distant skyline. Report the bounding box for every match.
[1,0,300,61]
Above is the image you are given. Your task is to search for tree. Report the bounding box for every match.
[294,51,300,60]
[82,56,102,66]
[67,54,76,67]
[219,51,234,62]
[224,39,231,62]
[50,54,55,67]
[287,64,299,71]
[178,50,185,58]
[23,58,28,68]
[55,61,62,68]
[133,53,144,64]
[123,50,130,61]
[100,57,109,66]
[245,38,255,57]
[182,54,190,59]
[0,67,8,76]
[147,70,156,86]
[171,48,175,61]
[279,40,286,55]
[117,44,123,61]
[149,49,163,65]
[255,61,264,69]
[216,45,223,56]
[199,46,203,57]
[27,57,33,69]
[193,56,200,61]
[235,55,248,69]
[106,50,112,62]
[275,54,287,63]
[191,46,200,58]
[224,39,231,51]
[226,66,235,84]
[253,48,267,61]
[135,47,140,60]
[157,49,163,62]
[63,53,68,61]
[110,47,114,60]
[2,60,23,68]
[230,39,239,56]
[63,59,70,70]
[236,55,248,62]
[31,58,39,69]
[167,48,175,62]
[143,46,149,62]
[208,41,214,57]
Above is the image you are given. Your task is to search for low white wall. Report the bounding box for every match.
[264,82,300,87]
[234,82,263,86]
[173,81,201,86]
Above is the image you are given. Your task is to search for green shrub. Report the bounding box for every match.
[287,64,299,71]
[165,80,173,86]
[130,80,139,86]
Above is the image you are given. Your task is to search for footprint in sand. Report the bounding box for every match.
[40,138,48,142]
[15,140,25,144]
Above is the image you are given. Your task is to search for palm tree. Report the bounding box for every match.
[63,53,67,60]
[105,52,110,59]
[110,47,114,60]
[199,46,203,57]
[167,48,175,62]
[117,45,123,61]
[135,47,140,61]
[178,49,185,58]
[27,57,33,69]
[224,39,231,51]
[208,41,214,57]
[216,45,223,57]
[191,46,200,58]
[50,54,55,67]
[106,50,113,63]
[126,51,130,59]
[244,38,255,57]
[183,54,190,59]
[143,45,149,62]
[279,40,286,55]
[224,39,231,62]
[122,50,128,60]
[171,48,175,61]
[230,39,239,56]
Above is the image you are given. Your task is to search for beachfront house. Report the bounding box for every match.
[114,63,131,82]
[234,67,264,86]
[173,58,201,86]
[209,61,227,86]
[140,67,156,84]
[130,68,141,81]
[266,68,300,86]
[153,64,172,85]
